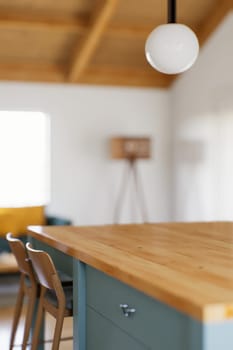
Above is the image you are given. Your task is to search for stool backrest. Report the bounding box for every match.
[6,233,35,280]
[26,242,63,294]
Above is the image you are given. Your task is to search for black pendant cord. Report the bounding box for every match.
[168,0,176,23]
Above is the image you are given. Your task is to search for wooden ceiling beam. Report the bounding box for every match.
[68,0,118,82]
[195,0,232,47]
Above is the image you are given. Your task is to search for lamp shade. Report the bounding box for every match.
[110,137,151,159]
[145,23,199,74]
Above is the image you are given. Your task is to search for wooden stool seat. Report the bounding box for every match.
[45,285,73,310]
[26,242,73,350]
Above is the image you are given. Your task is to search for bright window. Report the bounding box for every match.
[0,111,50,207]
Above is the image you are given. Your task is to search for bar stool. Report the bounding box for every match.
[26,242,73,350]
[6,233,38,350]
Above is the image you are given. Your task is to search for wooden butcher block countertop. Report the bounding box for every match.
[27,221,233,322]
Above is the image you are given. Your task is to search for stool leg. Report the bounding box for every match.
[22,287,37,350]
[31,287,45,350]
[9,275,25,350]
[52,307,65,350]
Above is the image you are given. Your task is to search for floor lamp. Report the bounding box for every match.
[111,137,151,223]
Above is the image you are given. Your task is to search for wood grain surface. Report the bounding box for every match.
[27,222,233,322]
[0,0,231,87]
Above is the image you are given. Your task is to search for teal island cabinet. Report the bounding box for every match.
[27,222,233,350]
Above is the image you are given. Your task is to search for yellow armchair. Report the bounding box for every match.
[0,206,45,237]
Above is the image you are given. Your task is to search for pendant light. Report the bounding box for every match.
[145,0,199,74]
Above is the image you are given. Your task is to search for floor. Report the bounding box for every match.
[0,305,73,349]
[0,273,73,349]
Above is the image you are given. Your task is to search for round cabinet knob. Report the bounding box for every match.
[119,304,136,317]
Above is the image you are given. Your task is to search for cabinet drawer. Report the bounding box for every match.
[86,266,188,350]
[87,306,148,350]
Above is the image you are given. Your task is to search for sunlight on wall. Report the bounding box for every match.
[0,111,50,207]
[174,107,233,221]
[212,108,233,219]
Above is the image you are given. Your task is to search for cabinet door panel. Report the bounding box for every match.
[86,307,148,350]
[86,266,188,349]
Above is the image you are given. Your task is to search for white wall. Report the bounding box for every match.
[0,83,172,225]
[171,12,233,221]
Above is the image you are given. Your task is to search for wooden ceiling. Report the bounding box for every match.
[0,0,231,88]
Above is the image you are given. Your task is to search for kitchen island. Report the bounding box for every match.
[27,222,233,350]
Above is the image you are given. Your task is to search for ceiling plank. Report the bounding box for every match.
[0,12,88,31]
[0,61,174,88]
[195,0,232,46]
[0,62,65,82]
[0,12,152,38]
[68,0,118,82]
[79,65,174,88]
[108,23,152,38]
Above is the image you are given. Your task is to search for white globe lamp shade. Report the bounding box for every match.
[145,23,199,74]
